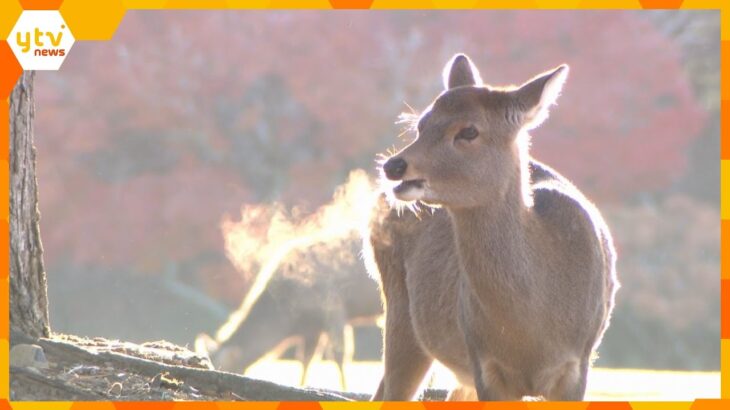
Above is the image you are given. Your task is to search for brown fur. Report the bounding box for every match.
[364,54,618,401]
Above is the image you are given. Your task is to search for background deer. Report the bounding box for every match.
[196,240,382,389]
[364,54,619,401]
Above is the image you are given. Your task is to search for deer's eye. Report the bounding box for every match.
[454,126,479,142]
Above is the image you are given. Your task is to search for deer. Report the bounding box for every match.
[363,53,619,401]
[196,239,383,389]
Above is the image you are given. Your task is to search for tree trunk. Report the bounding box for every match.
[9,71,50,339]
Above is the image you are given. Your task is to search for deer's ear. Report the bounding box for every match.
[512,64,568,129]
[443,54,483,90]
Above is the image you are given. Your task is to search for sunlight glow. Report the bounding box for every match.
[244,360,720,401]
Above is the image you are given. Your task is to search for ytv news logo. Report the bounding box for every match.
[8,11,75,70]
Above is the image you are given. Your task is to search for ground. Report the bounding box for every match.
[8,333,363,401]
[8,333,721,401]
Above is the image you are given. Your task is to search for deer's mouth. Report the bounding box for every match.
[393,179,425,201]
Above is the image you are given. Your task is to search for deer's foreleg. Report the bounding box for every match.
[378,288,432,400]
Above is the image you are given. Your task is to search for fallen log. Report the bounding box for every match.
[11,331,449,401]
[12,331,351,401]
[10,365,104,401]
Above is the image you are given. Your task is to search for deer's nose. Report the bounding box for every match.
[383,157,408,181]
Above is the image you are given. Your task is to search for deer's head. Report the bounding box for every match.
[383,54,568,209]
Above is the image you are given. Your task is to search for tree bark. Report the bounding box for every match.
[9,71,50,339]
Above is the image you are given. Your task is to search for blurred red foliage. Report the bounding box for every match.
[33,11,706,300]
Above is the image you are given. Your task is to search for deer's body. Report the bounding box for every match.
[197,241,382,388]
[366,54,618,401]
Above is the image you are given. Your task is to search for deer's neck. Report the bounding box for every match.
[448,177,535,304]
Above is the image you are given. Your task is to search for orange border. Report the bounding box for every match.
[0,0,727,408]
